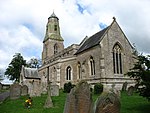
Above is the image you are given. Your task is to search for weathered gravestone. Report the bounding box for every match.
[127,86,134,96]
[122,82,128,91]
[10,83,21,99]
[21,85,28,96]
[63,81,93,113]
[51,84,59,96]
[94,91,121,113]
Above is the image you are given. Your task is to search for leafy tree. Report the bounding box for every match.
[126,54,150,101]
[5,53,27,82]
[27,58,41,68]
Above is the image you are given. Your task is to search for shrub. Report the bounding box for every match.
[94,83,103,94]
[63,82,75,93]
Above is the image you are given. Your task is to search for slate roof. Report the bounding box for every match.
[22,66,40,79]
[75,26,109,54]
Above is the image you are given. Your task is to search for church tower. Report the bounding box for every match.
[42,12,64,63]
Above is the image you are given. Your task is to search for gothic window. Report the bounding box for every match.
[113,43,123,74]
[89,56,95,76]
[77,62,81,79]
[66,66,71,80]
[54,25,57,31]
[54,43,58,54]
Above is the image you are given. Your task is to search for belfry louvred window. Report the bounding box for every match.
[113,44,123,74]
[54,43,58,54]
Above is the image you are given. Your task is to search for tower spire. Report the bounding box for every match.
[43,12,63,42]
[42,12,64,62]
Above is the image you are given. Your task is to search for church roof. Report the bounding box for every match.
[75,26,109,54]
[48,12,59,20]
[22,66,40,79]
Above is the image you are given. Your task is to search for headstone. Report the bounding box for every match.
[127,86,134,96]
[0,82,2,90]
[122,82,128,91]
[63,81,93,113]
[51,85,59,96]
[10,83,21,99]
[111,84,120,97]
[94,92,121,113]
[21,85,28,96]
[134,84,139,91]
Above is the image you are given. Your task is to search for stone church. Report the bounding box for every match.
[20,12,135,96]
[38,12,135,91]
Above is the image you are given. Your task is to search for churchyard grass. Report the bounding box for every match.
[120,91,150,113]
[0,90,150,113]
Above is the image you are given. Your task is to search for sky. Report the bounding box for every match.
[0,0,150,74]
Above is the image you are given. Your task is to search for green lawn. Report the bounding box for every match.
[0,91,150,113]
[121,92,150,113]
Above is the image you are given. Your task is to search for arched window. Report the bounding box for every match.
[66,66,71,80]
[77,62,81,79]
[54,43,58,54]
[89,56,95,76]
[113,43,123,74]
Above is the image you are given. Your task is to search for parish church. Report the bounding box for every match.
[38,12,135,88]
[20,12,135,96]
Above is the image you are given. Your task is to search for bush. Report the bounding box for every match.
[94,83,103,94]
[63,82,75,93]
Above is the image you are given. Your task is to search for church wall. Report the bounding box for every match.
[99,21,135,89]
[42,39,64,61]
[59,57,77,88]
[100,21,134,77]
[76,46,102,84]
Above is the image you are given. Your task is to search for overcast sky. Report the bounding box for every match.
[0,0,150,72]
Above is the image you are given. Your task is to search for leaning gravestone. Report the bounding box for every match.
[122,82,128,91]
[10,83,21,99]
[51,84,59,96]
[21,85,28,96]
[94,91,121,113]
[63,81,93,113]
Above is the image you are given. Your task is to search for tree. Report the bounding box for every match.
[5,53,27,82]
[126,54,150,101]
[27,58,41,68]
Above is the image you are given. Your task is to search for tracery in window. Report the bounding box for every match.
[113,43,123,74]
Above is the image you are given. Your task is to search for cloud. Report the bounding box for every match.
[0,0,150,72]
